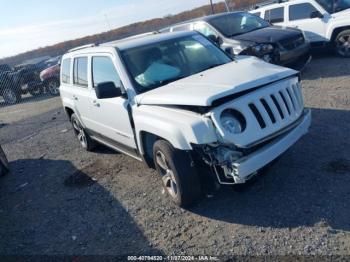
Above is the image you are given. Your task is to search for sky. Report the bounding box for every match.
[0,0,223,58]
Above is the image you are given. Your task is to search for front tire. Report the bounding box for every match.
[2,88,21,105]
[153,140,201,207]
[335,30,350,58]
[71,113,96,151]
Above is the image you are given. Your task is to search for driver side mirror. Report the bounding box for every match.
[310,11,324,19]
[207,34,223,46]
[95,81,123,99]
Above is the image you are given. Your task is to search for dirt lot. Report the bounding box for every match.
[0,53,350,257]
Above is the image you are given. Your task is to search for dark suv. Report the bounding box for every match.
[161,12,311,69]
[0,64,22,105]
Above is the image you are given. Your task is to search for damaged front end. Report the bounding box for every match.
[192,108,311,186]
[193,143,248,185]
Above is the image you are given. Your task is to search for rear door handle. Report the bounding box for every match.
[92,100,100,107]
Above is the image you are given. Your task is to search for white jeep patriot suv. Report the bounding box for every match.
[60,31,311,207]
[251,0,350,57]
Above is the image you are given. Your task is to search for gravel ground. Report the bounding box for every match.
[0,53,349,257]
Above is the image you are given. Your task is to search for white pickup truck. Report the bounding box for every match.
[251,0,350,57]
[60,31,311,207]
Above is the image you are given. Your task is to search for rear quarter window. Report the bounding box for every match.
[61,58,71,84]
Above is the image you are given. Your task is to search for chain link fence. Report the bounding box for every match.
[0,58,62,155]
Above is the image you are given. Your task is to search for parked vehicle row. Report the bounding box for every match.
[0,57,61,105]
[161,11,311,69]
[60,31,311,207]
[251,0,350,57]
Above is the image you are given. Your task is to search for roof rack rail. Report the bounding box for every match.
[68,43,97,53]
[254,0,288,9]
[102,31,159,46]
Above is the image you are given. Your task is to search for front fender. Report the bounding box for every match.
[326,21,350,40]
[133,105,218,153]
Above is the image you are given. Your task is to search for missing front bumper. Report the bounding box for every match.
[215,109,311,184]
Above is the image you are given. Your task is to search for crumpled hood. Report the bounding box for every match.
[136,56,297,107]
[232,26,302,43]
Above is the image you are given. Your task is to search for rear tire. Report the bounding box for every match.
[71,113,96,151]
[0,145,9,177]
[153,140,201,207]
[335,30,350,58]
[47,79,60,96]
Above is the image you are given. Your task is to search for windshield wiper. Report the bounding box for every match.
[197,63,226,74]
[159,75,186,86]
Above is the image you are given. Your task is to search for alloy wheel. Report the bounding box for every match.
[72,118,87,148]
[336,34,350,57]
[155,150,178,199]
[3,89,17,104]
[48,81,60,95]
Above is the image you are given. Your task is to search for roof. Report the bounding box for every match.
[101,31,197,50]
[253,0,297,10]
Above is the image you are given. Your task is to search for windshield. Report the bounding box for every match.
[316,0,350,13]
[208,12,270,37]
[120,34,232,93]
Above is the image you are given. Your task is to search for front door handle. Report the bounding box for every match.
[92,100,100,107]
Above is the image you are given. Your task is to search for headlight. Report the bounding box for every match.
[220,109,246,134]
[252,44,274,55]
[252,45,262,53]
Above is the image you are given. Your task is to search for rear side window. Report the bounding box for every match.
[289,3,319,21]
[92,56,122,88]
[61,58,71,84]
[265,7,284,23]
[73,57,88,87]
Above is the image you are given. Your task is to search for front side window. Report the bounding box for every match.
[289,3,319,20]
[61,58,71,84]
[193,23,218,37]
[73,57,88,87]
[265,7,284,23]
[208,12,270,37]
[92,56,121,88]
[120,34,232,93]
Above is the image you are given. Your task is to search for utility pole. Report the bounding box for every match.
[224,0,230,12]
[209,0,215,14]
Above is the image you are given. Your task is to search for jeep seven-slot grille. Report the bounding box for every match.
[248,84,303,129]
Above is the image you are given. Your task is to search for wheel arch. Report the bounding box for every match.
[43,76,60,85]
[139,131,161,168]
[64,106,75,120]
[330,26,350,42]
